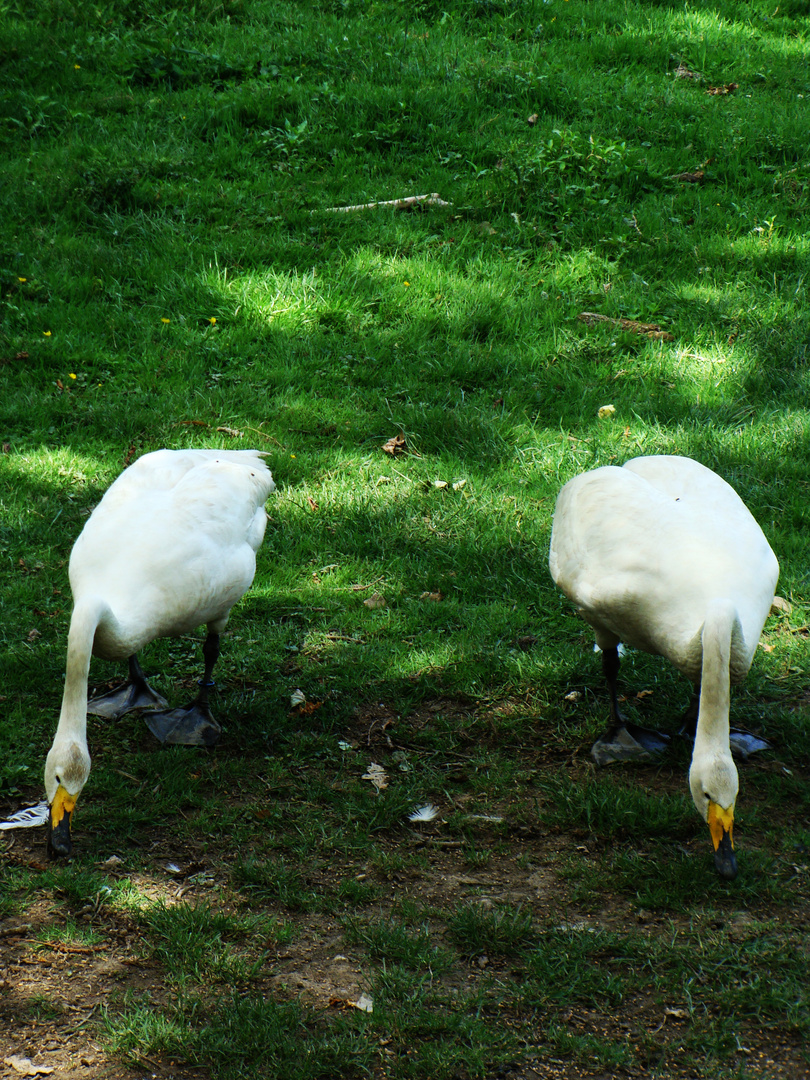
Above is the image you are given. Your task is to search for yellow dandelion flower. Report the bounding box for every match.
[43,330,52,337]
[208,316,217,325]
[74,64,81,70]
[161,317,170,324]
[291,454,296,459]
[404,281,410,286]
[69,373,77,380]
[18,277,27,283]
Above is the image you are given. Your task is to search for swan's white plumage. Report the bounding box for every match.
[549,454,778,874]
[69,450,273,652]
[44,448,276,846]
[549,455,777,682]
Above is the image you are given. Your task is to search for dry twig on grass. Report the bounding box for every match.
[322,192,451,213]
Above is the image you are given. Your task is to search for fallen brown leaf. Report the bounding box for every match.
[527,112,539,125]
[363,592,386,610]
[307,497,319,511]
[671,170,705,184]
[578,312,675,342]
[674,63,700,80]
[706,82,737,95]
[295,701,323,715]
[328,996,353,1010]
[327,993,374,1012]
[382,433,407,456]
[420,591,444,602]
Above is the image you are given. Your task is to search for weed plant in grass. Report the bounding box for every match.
[2,0,810,1077]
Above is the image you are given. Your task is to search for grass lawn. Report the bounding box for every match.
[1,0,809,1077]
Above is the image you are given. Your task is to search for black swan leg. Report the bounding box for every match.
[87,655,169,718]
[590,645,670,765]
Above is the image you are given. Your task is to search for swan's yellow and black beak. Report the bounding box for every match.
[47,786,77,859]
[708,801,737,881]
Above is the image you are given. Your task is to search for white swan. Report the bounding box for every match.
[44,448,276,857]
[549,454,779,879]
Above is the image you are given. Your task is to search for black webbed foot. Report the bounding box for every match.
[87,656,168,719]
[728,730,769,761]
[591,723,671,766]
[145,701,222,747]
[678,715,770,762]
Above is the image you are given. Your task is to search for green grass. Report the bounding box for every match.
[447,901,536,958]
[2,0,810,1076]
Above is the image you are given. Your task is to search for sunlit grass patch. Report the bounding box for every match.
[34,919,105,950]
[107,988,379,1079]
[137,900,286,988]
[2,0,809,1077]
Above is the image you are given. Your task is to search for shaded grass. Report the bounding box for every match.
[2,0,810,1077]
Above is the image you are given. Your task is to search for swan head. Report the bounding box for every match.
[689,750,739,881]
[44,738,91,859]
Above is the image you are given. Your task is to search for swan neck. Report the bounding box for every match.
[696,600,735,745]
[58,596,106,740]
